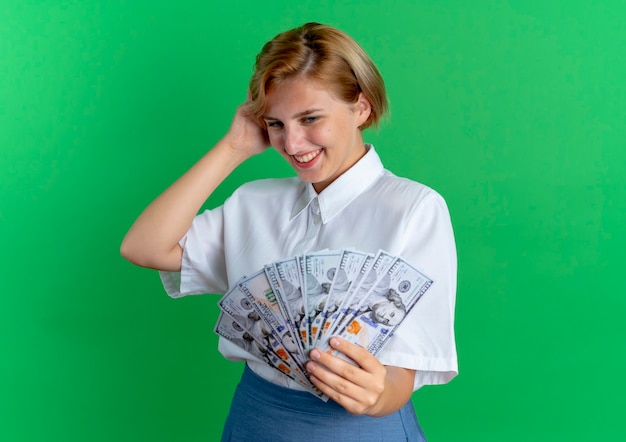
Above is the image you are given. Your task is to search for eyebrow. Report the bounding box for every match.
[263,108,323,121]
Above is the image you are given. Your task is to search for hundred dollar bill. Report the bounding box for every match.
[264,263,305,357]
[218,284,307,379]
[313,249,368,348]
[215,311,326,398]
[300,250,342,350]
[214,311,298,381]
[321,253,375,341]
[324,250,396,342]
[238,269,300,356]
[328,257,433,357]
[271,257,307,353]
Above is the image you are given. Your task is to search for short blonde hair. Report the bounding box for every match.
[248,22,388,130]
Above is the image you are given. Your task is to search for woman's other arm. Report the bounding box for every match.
[120,103,268,271]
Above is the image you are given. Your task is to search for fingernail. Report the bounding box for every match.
[330,338,340,348]
[310,349,321,360]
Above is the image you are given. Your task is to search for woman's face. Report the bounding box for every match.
[263,77,371,193]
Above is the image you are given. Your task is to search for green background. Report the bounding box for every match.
[2,1,625,440]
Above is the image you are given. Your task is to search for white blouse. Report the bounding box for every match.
[160,145,458,391]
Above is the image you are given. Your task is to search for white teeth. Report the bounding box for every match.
[294,149,321,163]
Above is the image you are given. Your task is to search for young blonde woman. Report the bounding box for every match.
[122,22,457,441]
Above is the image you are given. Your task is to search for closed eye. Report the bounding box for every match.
[265,120,284,129]
[301,116,319,124]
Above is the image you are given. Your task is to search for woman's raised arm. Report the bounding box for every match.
[120,102,269,271]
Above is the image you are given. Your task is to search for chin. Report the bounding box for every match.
[296,171,322,184]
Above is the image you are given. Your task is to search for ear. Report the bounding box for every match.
[355,93,372,127]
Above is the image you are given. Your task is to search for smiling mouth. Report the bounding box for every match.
[293,149,322,164]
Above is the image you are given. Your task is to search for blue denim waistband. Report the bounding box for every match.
[221,364,427,441]
[240,364,347,415]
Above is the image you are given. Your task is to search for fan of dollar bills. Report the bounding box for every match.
[214,249,433,398]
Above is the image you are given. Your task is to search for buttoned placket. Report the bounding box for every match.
[311,197,321,225]
[298,196,323,251]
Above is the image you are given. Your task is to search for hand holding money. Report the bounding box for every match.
[306,336,389,415]
[214,248,433,400]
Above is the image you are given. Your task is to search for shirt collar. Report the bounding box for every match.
[290,144,384,223]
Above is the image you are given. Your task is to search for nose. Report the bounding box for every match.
[283,125,305,155]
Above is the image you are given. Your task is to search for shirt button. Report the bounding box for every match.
[313,215,321,225]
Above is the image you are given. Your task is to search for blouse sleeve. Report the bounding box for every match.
[159,205,229,298]
[377,190,458,390]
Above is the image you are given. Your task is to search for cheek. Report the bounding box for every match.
[303,127,331,147]
[268,132,284,151]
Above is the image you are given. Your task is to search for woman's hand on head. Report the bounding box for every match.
[222,100,270,158]
[306,337,415,417]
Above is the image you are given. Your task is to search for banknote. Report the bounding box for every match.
[214,311,298,381]
[326,256,433,356]
[215,248,433,400]
[311,249,368,348]
[238,269,301,359]
[215,311,326,398]
[271,257,307,351]
[323,250,396,342]
[300,250,342,351]
[319,252,375,343]
[218,284,307,379]
[264,263,304,356]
